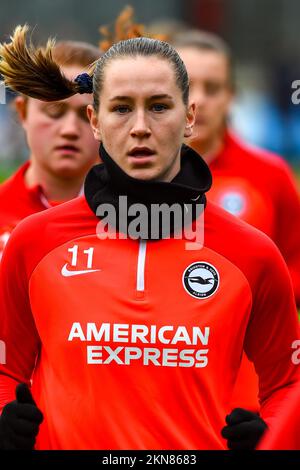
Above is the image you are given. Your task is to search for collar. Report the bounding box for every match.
[210,130,242,170]
[85,143,212,240]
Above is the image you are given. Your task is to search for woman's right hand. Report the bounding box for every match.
[0,383,43,449]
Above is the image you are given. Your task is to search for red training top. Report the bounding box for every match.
[0,162,64,261]
[258,382,300,449]
[208,132,300,412]
[209,132,300,305]
[0,197,299,449]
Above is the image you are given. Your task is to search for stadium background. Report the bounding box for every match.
[0,0,300,186]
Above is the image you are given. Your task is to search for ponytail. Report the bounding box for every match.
[0,25,93,101]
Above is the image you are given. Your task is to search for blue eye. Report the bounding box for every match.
[114,105,130,114]
[151,103,168,112]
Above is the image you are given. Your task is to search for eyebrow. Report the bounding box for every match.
[41,102,87,111]
[41,102,63,107]
[109,94,174,101]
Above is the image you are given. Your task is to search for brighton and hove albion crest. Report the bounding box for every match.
[183,262,219,299]
[220,191,246,216]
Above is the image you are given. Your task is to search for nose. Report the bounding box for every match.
[130,110,151,138]
[59,112,80,139]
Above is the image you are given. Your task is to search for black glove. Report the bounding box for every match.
[0,383,43,450]
[221,408,268,450]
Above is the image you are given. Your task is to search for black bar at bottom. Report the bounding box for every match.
[0,450,300,468]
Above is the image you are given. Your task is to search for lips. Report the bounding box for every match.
[128,147,155,157]
[55,144,80,153]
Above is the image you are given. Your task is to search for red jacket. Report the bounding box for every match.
[208,132,300,413]
[209,132,300,305]
[258,382,300,449]
[0,194,299,449]
[0,162,63,260]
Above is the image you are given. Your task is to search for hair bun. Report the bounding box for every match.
[74,73,93,94]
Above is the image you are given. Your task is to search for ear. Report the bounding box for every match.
[87,105,101,141]
[184,102,196,138]
[14,96,28,124]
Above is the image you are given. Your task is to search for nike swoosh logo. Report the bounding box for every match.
[61,264,101,277]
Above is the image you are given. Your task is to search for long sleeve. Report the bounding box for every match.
[258,383,300,449]
[274,161,300,306]
[0,225,41,412]
[244,237,300,428]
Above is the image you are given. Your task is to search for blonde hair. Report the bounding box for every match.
[0,25,89,101]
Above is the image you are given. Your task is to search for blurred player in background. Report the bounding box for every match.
[0,39,101,260]
[173,30,300,414]
[174,30,300,306]
[0,6,158,261]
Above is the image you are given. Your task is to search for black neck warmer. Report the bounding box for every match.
[84,143,212,240]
